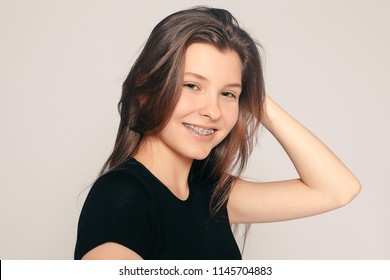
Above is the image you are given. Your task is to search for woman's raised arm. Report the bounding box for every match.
[228,95,361,224]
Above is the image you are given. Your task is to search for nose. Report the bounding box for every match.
[199,94,222,121]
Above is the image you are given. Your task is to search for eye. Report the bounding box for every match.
[184,83,200,90]
[221,91,236,99]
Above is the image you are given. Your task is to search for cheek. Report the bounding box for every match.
[172,94,193,116]
[225,105,239,129]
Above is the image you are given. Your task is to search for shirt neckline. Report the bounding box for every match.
[128,157,194,204]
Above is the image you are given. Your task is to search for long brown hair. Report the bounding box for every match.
[100,6,265,215]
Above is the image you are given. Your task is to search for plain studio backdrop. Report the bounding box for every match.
[1,0,389,259]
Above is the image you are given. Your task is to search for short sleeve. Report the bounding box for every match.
[74,171,154,259]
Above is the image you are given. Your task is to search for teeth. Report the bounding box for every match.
[183,123,215,136]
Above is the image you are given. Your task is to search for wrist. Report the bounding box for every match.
[261,95,278,128]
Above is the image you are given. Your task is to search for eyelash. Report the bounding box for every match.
[222,92,236,99]
[184,83,199,90]
[183,83,237,99]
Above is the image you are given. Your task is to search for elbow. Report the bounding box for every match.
[336,177,361,207]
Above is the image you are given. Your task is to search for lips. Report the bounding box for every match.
[182,123,215,136]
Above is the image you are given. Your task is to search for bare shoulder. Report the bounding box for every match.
[82,242,143,260]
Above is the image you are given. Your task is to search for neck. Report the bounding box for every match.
[134,136,193,200]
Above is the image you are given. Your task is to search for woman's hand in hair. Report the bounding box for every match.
[227,95,360,223]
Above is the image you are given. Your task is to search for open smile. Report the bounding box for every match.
[182,123,215,136]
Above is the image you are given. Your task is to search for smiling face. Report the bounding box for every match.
[154,43,242,162]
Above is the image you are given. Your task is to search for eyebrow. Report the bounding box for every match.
[184,72,242,89]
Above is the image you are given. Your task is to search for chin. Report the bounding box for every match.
[192,154,209,161]
[187,150,212,161]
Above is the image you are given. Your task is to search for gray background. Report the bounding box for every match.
[1,0,389,259]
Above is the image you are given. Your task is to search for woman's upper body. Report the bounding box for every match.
[76,7,360,260]
[75,158,241,260]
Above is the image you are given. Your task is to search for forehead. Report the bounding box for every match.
[183,43,242,83]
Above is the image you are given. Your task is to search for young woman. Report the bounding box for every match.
[74,7,360,260]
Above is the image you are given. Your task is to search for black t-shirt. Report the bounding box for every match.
[74,158,241,260]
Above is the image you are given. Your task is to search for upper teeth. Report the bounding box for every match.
[183,123,215,135]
